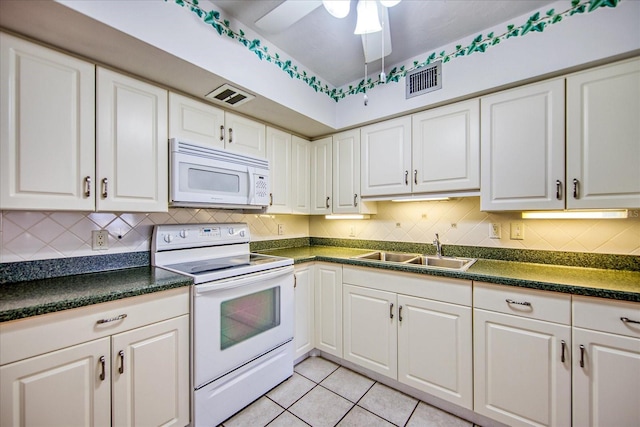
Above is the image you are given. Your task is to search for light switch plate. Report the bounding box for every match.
[510,222,525,240]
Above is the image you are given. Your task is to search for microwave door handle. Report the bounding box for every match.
[194,266,294,294]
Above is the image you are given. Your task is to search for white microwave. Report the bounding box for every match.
[170,139,270,209]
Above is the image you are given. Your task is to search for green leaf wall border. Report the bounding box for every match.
[168,0,621,102]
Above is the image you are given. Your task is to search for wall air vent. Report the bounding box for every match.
[205,84,255,107]
[405,61,442,99]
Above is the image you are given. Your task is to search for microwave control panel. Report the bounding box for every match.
[253,174,269,205]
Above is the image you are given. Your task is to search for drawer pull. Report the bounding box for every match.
[84,176,92,198]
[390,303,394,319]
[579,344,586,368]
[96,314,127,325]
[118,350,125,374]
[560,340,566,363]
[505,299,532,307]
[99,356,106,381]
[621,317,640,325]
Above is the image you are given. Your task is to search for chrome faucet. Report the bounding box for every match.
[433,233,443,258]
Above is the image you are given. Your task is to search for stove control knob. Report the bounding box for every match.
[179,229,189,239]
[240,230,246,237]
[164,234,174,243]
[228,228,234,235]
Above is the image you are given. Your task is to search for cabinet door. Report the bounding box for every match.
[333,129,361,214]
[343,284,397,379]
[310,137,333,215]
[412,99,480,194]
[474,309,571,427]
[361,116,412,197]
[168,92,224,148]
[573,327,640,427]
[481,79,565,211]
[291,136,311,214]
[266,127,292,214]
[224,112,266,158]
[294,264,314,360]
[314,263,342,357]
[112,315,189,427]
[0,33,95,211]
[96,67,168,212]
[0,337,110,427]
[566,58,640,209]
[397,295,472,409]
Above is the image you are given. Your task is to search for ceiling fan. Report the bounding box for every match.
[254,0,400,63]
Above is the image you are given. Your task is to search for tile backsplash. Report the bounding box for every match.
[2,197,639,263]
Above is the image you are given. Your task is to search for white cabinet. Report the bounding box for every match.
[314,262,342,357]
[96,67,168,213]
[168,92,225,148]
[291,135,311,214]
[572,296,640,427]
[473,282,571,427]
[480,79,565,211]
[294,264,314,360]
[361,116,412,197]
[0,288,190,427]
[411,99,479,194]
[310,137,333,215]
[0,32,96,211]
[332,129,376,214]
[266,127,292,213]
[566,58,640,209]
[342,266,473,409]
[224,112,266,158]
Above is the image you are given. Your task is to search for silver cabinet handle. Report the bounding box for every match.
[621,317,640,325]
[293,274,297,288]
[579,344,586,368]
[573,178,579,199]
[101,178,108,198]
[118,350,125,374]
[84,176,92,197]
[228,128,233,143]
[99,356,106,381]
[220,125,225,141]
[399,305,403,322]
[326,196,330,209]
[404,170,409,185]
[556,180,562,200]
[96,314,127,325]
[561,340,566,363]
[414,170,418,185]
[505,299,532,307]
[269,193,273,206]
[389,303,394,319]
[354,194,358,207]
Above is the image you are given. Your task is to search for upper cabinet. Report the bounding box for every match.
[291,135,311,214]
[481,79,566,211]
[266,126,292,214]
[168,92,224,149]
[310,137,333,215]
[566,58,640,209]
[0,32,96,211]
[96,68,168,213]
[224,112,266,158]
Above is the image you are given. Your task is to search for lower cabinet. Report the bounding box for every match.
[294,264,315,360]
[473,282,572,427]
[314,263,343,357]
[0,288,190,427]
[342,266,473,409]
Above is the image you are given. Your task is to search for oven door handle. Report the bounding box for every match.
[194,265,294,294]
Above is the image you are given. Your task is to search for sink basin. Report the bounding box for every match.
[408,256,477,271]
[352,251,476,271]
[354,251,419,263]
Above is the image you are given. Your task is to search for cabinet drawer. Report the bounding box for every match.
[0,287,189,365]
[573,296,640,339]
[473,282,570,324]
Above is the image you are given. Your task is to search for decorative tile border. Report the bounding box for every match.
[169,0,621,102]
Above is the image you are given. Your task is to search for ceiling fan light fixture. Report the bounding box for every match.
[354,0,382,34]
[379,0,401,7]
[322,0,350,19]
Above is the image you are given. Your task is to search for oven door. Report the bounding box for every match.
[192,265,294,389]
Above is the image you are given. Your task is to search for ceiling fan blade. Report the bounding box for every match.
[361,7,392,63]
[255,0,323,34]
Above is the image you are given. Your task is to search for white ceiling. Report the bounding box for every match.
[213,0,557,87]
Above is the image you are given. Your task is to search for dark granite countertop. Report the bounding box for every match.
[258,246,640,303]
[0,266,192,322]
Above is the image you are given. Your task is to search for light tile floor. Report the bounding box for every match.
[220,356,475,427]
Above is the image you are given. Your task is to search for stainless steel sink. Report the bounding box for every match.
[352,251,476,271]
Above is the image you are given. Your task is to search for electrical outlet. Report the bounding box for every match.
[92,230,109,250]
[489,223,501,239]
[510,222,525,240]
[277,224,284,235]
[349,226,356,237]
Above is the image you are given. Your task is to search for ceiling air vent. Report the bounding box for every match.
[405,61,442,99]
[205,84,255,107]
